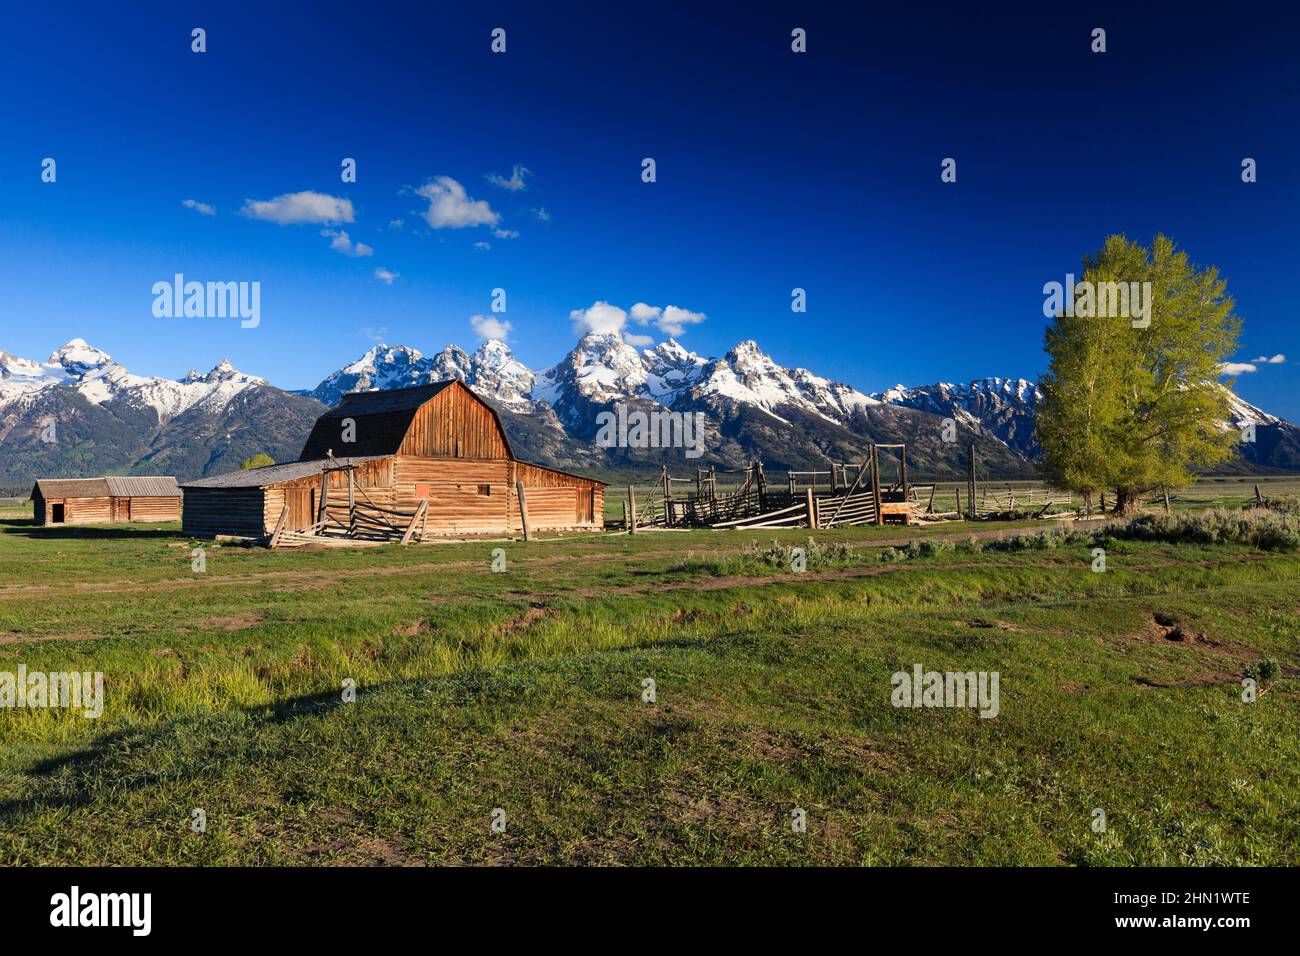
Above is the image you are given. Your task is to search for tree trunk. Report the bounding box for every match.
[1113,488,1141,514]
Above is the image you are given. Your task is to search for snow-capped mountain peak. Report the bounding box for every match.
[642,337,706,402]
[686,339,877,424]
[541,332,649,404]
[871,376,1043,456]
[47,338,114,376]
[181,358,258,385]
[0,341,264,422]
[310,339,538,410]
[309,343,435,406]
[470,339,535,406]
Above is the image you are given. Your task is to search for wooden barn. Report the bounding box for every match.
[31,476,181,526]
[181,380,605,544]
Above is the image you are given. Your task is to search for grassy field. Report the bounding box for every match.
[0,503,1296,865]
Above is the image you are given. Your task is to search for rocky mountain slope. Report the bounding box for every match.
[0,341,323,488]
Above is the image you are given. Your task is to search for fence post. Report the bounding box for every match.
[628,485,637,534]
[870,444,883,525]
[806,488,818,529]
[515,481,531,541]
[967,444,977,520]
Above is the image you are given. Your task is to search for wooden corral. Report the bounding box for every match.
[30,476,180,526]
[182,381,605,545]
[622,444,914,531]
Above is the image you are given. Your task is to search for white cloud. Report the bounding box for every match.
[570,301,628,336]
[630,302,707,336]
[416,176,499,229]
[531,207,551,222]
[493,228,519,239]
[473,241,491,251]
[624,332,654,347]
[629,303,661,325]
[182,198,215,216]
[658,305,707,336]
[1220,362,1258,376]
[470,314,512,341]
[322,229,373,257]
[1251,354,1286,364]
[485,164,531,191]
[240,190,354,225]
[361,325,388,341]
[388,219,405,230]
[373,267,398,285]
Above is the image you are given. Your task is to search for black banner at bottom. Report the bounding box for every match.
[0,866,1280,941]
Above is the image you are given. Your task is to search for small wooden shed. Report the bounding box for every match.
[31,476,181,525]
[181,380,606,541]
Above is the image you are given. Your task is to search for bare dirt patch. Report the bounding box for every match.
[0,630,101,646]
[498,604,552,637]
[960,618,1029,633]
[1113,613,1265,688]
[188,612,264,632]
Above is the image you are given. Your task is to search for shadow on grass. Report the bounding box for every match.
[0,633,742,823]
[0,684,350,819]
[0,518,186,541]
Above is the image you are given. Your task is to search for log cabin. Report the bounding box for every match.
[180,380,606,542]
[31,476,181,526]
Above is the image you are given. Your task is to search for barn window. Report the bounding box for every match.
[51,503,65,523]
[478,484,492,497]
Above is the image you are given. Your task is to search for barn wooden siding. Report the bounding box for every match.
[394,458,509,533]
[509,461,604,531]
[110,496,181,522]
[264,458,396,531]
[182,488,269,536]
[35,496,113,525]
[398,385,511,459]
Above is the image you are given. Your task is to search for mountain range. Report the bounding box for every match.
[2,335,1297,491]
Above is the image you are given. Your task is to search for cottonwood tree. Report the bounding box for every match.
[239,453,275,470]
[1038,235,1241,513]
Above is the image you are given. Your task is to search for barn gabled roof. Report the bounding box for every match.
[32,478,110,498]
[298,379,515,460]
[180,456,386,489]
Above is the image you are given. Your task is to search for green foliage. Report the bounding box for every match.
[1112,508,1300,552]
[1257,495,1300,516]
[1245,659,1280,684]
[240,453,275,470]
[1038,235,1241,510]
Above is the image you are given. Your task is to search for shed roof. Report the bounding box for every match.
[32,478,110,498]
[180,456,386,489]
[104,476,180,497]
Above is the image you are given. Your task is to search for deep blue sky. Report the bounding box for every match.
[3,2,1298,417]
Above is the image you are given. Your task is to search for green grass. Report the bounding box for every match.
[0,504,1296,865]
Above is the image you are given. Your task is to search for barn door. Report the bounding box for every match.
[286,489,313,530]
